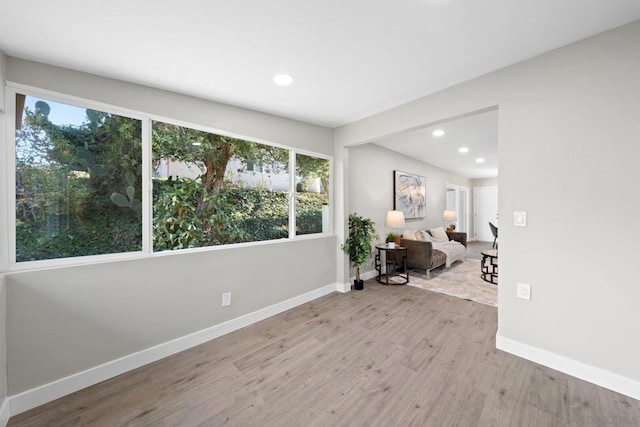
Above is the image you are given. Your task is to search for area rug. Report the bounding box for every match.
[407,259,497,307]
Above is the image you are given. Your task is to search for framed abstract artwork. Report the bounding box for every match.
[394,170,426,219]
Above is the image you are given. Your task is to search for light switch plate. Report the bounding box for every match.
[514,211,527,227]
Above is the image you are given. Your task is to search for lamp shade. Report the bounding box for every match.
[442,210,457,221]
[384,210,406,228]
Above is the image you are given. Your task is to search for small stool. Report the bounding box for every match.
[481,249,498,284]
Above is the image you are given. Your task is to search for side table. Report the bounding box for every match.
[375,244,409,285]
[481,249,498,285]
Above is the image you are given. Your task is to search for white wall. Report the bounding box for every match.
[349,143,471,276]
[3,58,336,396]
[337,20,640,397]
[0,51,5,112]
[0,274,7,423]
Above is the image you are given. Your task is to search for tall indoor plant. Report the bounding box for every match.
[341,213,378,290]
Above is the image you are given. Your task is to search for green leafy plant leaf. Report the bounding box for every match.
[110,192,130,207]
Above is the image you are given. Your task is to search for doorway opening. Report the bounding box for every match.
[473,186,498,242]
[446,184,470,233]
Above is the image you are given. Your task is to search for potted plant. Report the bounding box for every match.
[385,232,401,248]
[341,213,378,290]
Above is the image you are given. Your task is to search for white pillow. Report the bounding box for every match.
[402,231,417,240]
[429,227,449,242]
[416,230,433,242]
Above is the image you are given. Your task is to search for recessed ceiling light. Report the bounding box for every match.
[273,73,294,86]
[458,147,469,153]
[432,129,445,137]
[476,158,485,163]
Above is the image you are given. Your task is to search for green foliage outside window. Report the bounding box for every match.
[14,94,330,263]
[15,95,142,262]
[152,179,327,250]
[295,153,329,235]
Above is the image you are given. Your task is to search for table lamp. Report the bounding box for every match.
[385,210,405,248]
[443,210,457,231]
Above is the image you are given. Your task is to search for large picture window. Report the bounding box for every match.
[14,94,143,262]
[152,121,290,250]
[8,88,331,267]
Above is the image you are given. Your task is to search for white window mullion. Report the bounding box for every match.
[141,118,152,254]
[3,88,17,269]
[289,150,296,239]
[328,157,334,235]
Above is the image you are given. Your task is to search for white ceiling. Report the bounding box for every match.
[2,1,640,130]
[373,109,498,179]
[5,2,637,180]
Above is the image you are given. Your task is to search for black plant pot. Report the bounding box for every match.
[354,279,364,290]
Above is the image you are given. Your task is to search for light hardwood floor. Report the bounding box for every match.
[9,281,640,426]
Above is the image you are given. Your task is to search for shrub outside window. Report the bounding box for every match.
[152,121,291,250]
[295,153,330,236]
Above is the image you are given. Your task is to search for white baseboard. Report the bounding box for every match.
[8,283,338,417]
[0,398,9,427]
[336,282,351,293]
[496,333,640,401]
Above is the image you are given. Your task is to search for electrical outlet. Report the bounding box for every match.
[516,283,531,301]
[222,292,232,307]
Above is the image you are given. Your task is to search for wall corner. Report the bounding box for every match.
[336,282,352,293]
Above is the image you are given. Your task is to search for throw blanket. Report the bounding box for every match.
[433,240,466,267]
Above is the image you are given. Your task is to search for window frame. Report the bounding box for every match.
[292,150,332,238]
[3,83,333,271]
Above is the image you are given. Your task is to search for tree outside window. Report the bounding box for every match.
[152,121,291,250]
